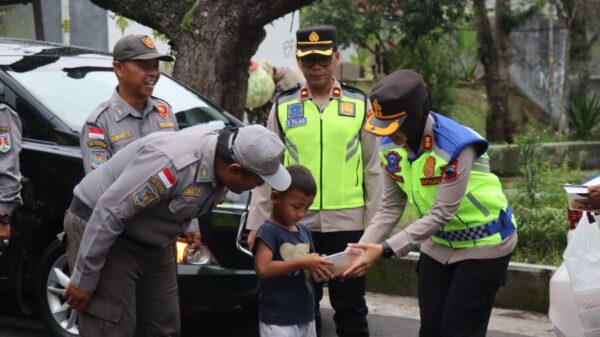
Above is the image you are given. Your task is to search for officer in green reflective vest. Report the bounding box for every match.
[247,25,382,337]
[343,70,517,337]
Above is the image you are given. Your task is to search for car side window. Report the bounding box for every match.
[16,97,56,142]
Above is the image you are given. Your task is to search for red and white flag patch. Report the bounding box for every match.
[88,127,105,140]
[158,167,176,188]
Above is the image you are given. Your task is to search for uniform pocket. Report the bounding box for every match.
[85,297,124,324]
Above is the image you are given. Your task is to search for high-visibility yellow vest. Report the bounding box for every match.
[379,112,516,248]
[276,85,367,210]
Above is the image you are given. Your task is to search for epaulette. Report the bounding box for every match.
[340,82,367,97]
[277,83,302,100]
[150,95,173,110]
[86,102,109,123]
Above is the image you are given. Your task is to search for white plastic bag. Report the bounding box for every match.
[564,214,600,336]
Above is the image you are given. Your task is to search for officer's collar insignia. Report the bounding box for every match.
[142,36,155,49]
[443,161,458,181]
[309,31,320,42]
[0,132,10,153]
[89,149,108,169]
[384,151,401,174]
[300,88,309,99]
[423,135,433,151]
[133,183,158,207]
[332,87,342,98]
[115,105,124,116]
[155,104,169,119]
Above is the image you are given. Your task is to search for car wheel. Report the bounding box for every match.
[38,240,79,337]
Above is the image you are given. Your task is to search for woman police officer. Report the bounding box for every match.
[343,70,517,337]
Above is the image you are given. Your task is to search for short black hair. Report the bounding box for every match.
[286,165,316,197]
[216,127,252,175]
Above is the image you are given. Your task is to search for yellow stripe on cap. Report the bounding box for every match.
[364,115,402,136]
[297,40,334,45]
[296,49,334,57]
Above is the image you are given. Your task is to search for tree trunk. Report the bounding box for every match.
[565,0,592,98]
[474,0,515,143]
[90,0,315,120]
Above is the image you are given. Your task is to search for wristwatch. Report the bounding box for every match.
[0,212,10,225]
[381,240,396,259]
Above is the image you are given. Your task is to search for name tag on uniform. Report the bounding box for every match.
[182,186,203,196]
[286,117,307,128]
[159,122,175,128]
[110,130,133,143]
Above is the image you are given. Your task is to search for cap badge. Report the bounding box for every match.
[142,36,155,49]
[373,99,383,117]
[309,31,320,42]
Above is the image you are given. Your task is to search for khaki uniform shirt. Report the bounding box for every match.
[71,129,226,291]
[80,89,178,174]
[247,78,382,232]
[0,104,22,215]
[361,116,517,264]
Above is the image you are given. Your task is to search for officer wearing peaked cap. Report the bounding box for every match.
[81,34,178,175]
[344,70,518,337]
[247,24,382,337]
[63,125,290,337]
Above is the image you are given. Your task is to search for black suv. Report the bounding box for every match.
[0,38,256,337]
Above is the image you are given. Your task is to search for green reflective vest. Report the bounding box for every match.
[276,85,367,210]
[380,113,516,248]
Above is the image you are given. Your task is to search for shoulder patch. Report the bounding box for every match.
[89,149,108,168]
[133,183,158,207]
[86,102,109,123]
[87,140,109,149]
[0,131,11,153]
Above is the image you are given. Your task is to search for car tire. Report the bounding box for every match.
[37,239,79,337]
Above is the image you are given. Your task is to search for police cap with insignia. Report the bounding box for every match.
[296,25,337,58]
[365,69,429,136]
[113,34,174,62]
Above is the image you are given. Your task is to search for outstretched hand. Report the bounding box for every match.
[341,242,383,279]
[302,253,334,281]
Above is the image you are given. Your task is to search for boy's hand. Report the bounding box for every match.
[302,253,334,281]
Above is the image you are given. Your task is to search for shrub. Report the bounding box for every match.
[566,94,600,140]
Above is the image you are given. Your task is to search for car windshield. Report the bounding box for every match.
[1,53,231,131]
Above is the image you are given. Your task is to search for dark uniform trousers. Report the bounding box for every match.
[417,253,511,337]
[64,206,180,337]
[312,230,369,337]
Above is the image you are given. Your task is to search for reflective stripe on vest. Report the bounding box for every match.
[379,142,516,248]
[277,90,366,210]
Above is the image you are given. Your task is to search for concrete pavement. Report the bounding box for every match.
[321,289,555,337]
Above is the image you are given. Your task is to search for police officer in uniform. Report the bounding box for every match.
[247,25,381,337]
[343,70,517,337]
[63,125,290,337]
[81,34,178,174]
[0,104,22,248]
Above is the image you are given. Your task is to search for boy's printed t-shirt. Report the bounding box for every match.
[255,220,316,325]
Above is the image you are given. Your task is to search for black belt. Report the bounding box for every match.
[69,197,93,222]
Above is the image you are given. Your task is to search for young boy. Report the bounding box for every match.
[253,165,334,337]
